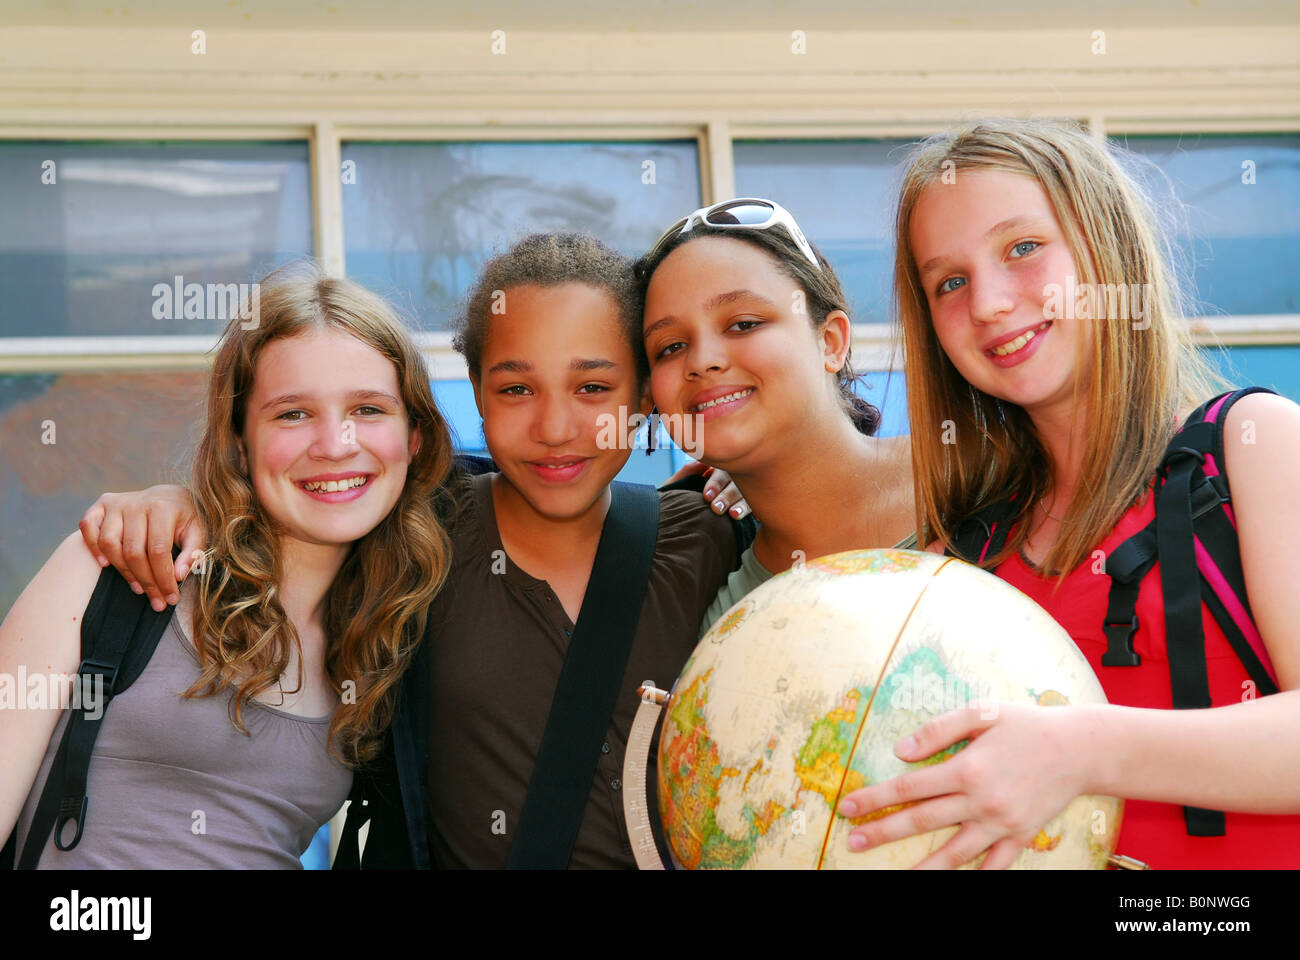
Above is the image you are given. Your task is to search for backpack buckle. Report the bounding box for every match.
[76,657,120,698]
[53,795,89,851]
[1101,616,1141,666]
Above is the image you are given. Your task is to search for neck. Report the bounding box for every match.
[491,474,612,560]
[1025,396,1091,506]
[276,539,350,634]
[729,411,891,574]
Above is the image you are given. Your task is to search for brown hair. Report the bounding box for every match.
[633,220,882,436]
[187,260,454,766]
[894,118,1226,577]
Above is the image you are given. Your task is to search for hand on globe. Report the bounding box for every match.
[836,700,1099,869]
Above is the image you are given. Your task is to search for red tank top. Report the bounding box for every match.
[995,491,1300,869]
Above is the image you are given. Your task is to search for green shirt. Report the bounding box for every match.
[698,531,921,639]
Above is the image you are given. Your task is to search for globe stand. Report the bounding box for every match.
[623,682,670,870]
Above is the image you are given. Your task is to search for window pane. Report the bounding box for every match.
[0,370,205,614]
[1110,134,1300,315]
[341,140,701,329]
[0,141,312,338]
[733,139,918,325]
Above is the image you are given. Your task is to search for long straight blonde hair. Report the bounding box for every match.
[894,119,1227,576]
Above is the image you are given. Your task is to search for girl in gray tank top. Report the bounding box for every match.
[1,263,455,868]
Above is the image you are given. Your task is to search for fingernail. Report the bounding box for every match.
[97,555,109,567]
[712,499,725,513]
[130,582,143,595]
[150,598,165,612]
[847,833,867,852]
[704,487,718,500]
[839,799,858,817]
[167,594,179,605]
[177,565,189,578]
[896,735,918,755]
[730,505,744,518]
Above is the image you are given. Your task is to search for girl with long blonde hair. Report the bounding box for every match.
[838,119,1300,868]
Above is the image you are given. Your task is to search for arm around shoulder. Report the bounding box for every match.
[0,531,106,847]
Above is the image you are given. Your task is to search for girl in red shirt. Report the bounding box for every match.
[836,119,1300,868]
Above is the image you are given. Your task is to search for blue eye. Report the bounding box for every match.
[1010,240,1039,258]
[937,276,966,295]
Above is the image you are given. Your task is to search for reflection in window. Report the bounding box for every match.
[341,141,701,329]
[734,139,918,326]
[1111,134,1300,315]
[0,141,312,338]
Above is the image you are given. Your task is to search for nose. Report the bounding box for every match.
[966,267,1016,326]
[685,330,728,380]
[532,391,580,446]
[310,413,362,461]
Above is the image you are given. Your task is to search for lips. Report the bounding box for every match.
[297,473,371,493]
[526,456,592,484]
[984,321,1051,357]
[689,386,755,413]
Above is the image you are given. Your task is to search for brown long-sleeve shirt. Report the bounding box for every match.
[426,471,737,868]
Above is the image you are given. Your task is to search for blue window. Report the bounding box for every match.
[341,140,701,330]
[1110,133,1300,316]
[0,141,312,338]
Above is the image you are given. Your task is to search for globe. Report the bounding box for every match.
[655,548,1123,869]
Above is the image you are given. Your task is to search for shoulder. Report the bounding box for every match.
[656,486,737,559]
[1221,392,1300,500]
[1,532,105,673]
[657,484,723,533]
[1217,392,1300,686]
[1222,392,1300,457]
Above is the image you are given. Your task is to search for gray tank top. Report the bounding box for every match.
[13,580,353,869]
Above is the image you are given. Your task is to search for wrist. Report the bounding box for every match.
[1070,703,1124,797]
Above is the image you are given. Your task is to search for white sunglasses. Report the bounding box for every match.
[646,198,821,271]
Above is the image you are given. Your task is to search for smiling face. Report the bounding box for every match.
[471,282,646,522]
[642,235,849,471]
[239,327,417,551]
[909,169,1094,422]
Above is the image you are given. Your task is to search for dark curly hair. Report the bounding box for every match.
[453,232,645,384]
[632,218,881,437]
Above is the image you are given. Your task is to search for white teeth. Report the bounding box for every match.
[694,388,754,412]
[992,323,1050,357]
[301,476,368,493]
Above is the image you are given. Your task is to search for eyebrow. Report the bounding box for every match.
[917,215,1045,278]
[485,358,619,376]
[644,288,777,339]
[261,389,401,411]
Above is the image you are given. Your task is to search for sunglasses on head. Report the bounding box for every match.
[646,198,821,271]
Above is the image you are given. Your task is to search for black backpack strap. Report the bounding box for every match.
[1100,521,1157,667]
[14,566,175,869]
[1156,428,1224,836]
[507,481,660,869]
[947,496,1020,565]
